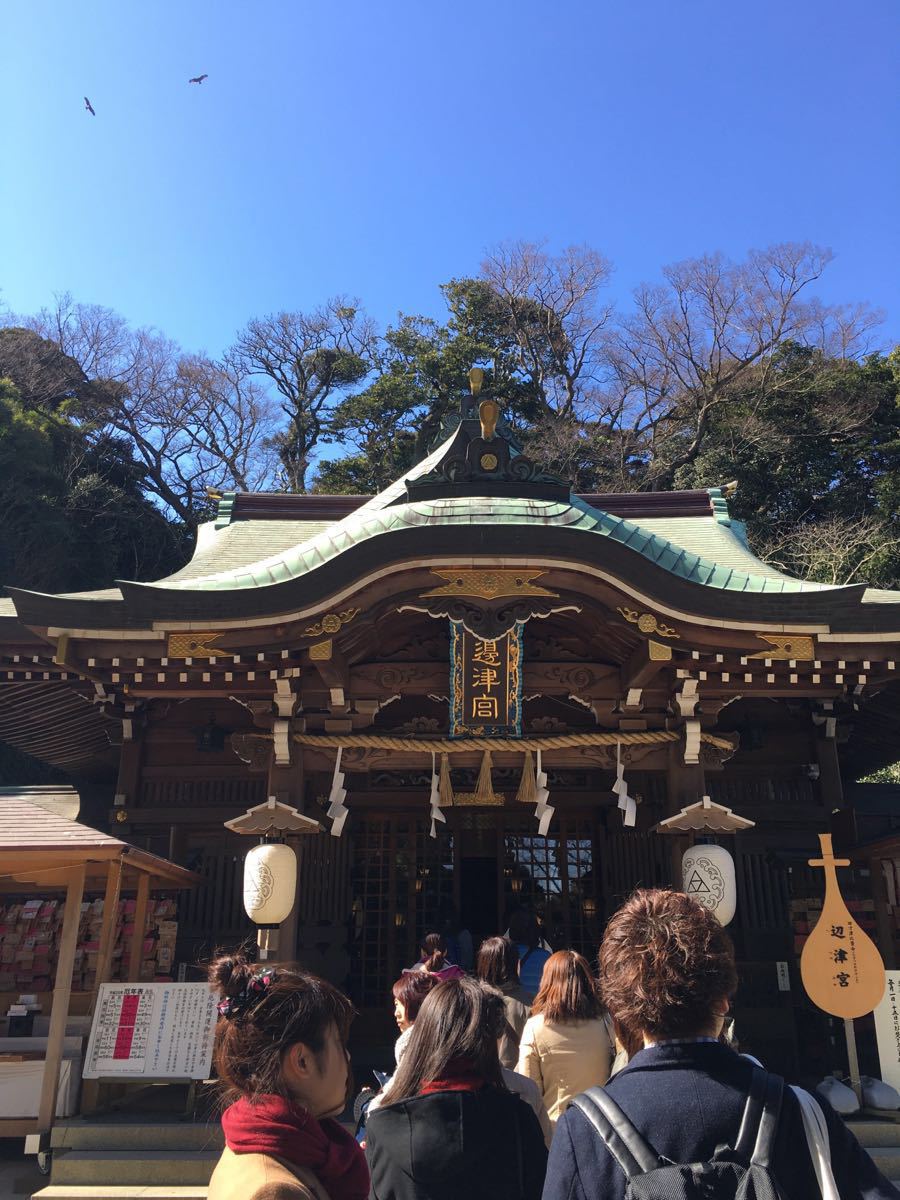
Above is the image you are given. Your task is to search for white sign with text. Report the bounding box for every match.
[84,983,217,1079]
[874,971,900,1092]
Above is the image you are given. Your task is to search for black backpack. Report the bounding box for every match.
[569,1067,792,1199]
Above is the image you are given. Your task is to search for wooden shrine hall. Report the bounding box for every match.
[1,376,900,1071]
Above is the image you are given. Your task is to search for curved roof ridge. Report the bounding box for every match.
[133,489,836,598]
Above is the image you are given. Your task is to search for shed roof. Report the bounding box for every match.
[0,796,200,886]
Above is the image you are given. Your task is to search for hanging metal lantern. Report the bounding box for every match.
[244,842,297,929]
[682,842,737,927]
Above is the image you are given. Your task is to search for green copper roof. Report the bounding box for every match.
[150,491,830,596]
[141,426,836,598]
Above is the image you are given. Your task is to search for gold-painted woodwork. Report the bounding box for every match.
[309,639,334,661]
[479,398,500,440]
[444,790,505,807]
[166,632,225,658]
[421,569,558,601]
[480,453,499,470]
[648,640,672,661]
[468,367,484,395]
[749,634,815,661]
[304,608,360,637]
[617,607,680,639]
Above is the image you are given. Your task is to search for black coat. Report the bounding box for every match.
[542,1041,898,1200]
[366,1085,548,1200]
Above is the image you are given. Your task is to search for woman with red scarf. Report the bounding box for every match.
[365,976,547,1200]
[206,953,370,1200]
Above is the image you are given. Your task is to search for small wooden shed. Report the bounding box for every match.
[0,794,199,1138]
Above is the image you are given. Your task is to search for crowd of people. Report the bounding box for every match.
[205,889,898,1200]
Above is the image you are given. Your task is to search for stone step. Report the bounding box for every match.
[34,1188,208,1200]
[50,1122,223,1153]
[866,1147,900,1175]
[50,1151,218,1187]
[846,1119,900,1147]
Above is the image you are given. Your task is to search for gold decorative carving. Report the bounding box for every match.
[304,608,360,637]
[446,790,505,808]
[167,631,225,658]
[748,634,815,661]
[480,452,499,470]
[479,398,499,440]
[422,569,558,601]
[468,367,484,395]
[617,607,680,639]
[309,639,333,661]
[648,640,672,661]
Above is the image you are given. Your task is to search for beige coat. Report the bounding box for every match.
[515,1013,613,1130]
[498,982,531,1070]
[207,1147,332,1200]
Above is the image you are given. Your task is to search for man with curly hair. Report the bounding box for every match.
[542,888,896,1200]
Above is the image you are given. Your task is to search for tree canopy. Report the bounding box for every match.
[1,239,897,595]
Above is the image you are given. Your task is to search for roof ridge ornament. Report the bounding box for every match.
[403,371,569,503]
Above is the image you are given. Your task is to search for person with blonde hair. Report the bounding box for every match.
[516,949,612,1131]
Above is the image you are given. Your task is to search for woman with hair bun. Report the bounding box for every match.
[206,952,369,1200]
[515,949,612,1132]
[410,932,465,980]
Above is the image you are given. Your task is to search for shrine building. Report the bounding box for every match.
[2,378,899,1071]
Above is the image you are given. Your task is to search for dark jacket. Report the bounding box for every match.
[542,1041,898,1200]
[366,1085,547,1200]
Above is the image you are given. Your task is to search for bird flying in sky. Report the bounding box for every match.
[188,74,208,84]
[84,96,96,116]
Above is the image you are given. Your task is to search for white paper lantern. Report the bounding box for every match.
[243,842,297,926]
[682,843,736,926]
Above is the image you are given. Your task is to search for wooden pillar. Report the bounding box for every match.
[38,865,85,1134]
[268,745,305,959]
[114,722,144,807]
[127,873,151,983]
[815,733,844,812]
[870,854,895,968]
[91,858,123,1011]
[278,835,301,961]
[665,744,705,887]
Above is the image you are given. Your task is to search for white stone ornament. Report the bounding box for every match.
[243,842,297,926]
[682,842,736,926]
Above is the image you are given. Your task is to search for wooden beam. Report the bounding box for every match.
[126,873,151,983]
[305,643,350,712]
[38,864,85,1134]
[815,732,844,811]
[620,640,670,693]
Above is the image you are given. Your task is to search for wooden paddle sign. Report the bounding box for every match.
[800,833,885,1019]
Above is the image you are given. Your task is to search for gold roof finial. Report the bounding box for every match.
[468,367,484,395]
[479,398,499,441]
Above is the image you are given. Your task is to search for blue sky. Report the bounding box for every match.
[2,0,898,356]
